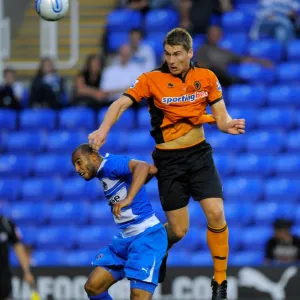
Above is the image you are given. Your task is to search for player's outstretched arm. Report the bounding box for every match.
[211,100,246,135]
[113,160,152,218]
[88,95,133,151]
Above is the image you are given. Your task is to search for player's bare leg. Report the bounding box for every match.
[159,206,189,282]
[200,197,228,300]
[130,288,152,300]
[84,267,116,299]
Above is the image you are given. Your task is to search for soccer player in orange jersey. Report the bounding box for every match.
[88,28,245,300]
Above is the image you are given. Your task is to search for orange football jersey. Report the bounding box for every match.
[124,62,223,144]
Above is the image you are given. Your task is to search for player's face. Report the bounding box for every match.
[164,44,193,76]
[72,152,98,181]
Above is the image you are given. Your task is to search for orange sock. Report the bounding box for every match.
[207,224,229,285]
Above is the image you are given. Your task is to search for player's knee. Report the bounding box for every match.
[84,279,105,296]
[130,289,151,300]
[169,226,188,243]
[206,206,225,225]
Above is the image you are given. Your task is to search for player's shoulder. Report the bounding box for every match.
[101,154,131,170]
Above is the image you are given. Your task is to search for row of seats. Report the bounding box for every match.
[0,153,299,178]
[10,249,265,267]
[2,129,300,153]
[2,200,300,226]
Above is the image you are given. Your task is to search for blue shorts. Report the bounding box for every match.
[92,223,167,293]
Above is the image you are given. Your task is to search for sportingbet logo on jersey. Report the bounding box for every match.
[162,91,208,105]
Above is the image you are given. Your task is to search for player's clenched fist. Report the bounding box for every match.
[88,129,107,151]
[226,119,246,135]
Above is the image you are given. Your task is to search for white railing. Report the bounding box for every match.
[0,0,79,75]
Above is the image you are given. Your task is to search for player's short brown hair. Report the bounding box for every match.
[163,28,193,52]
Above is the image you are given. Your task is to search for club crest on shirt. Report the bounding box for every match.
[194,81,201,90]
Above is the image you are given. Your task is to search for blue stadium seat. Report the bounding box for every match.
[248,40,283,62]
[145,178,159,199]
[66,250,96,266]
[245,131,284,153]
[89,202,115,224]
[107,9,142,32]
[143,34,165,61]
[21,226,38,246]
[264,178,300,202]
[48,202,89,225]
[227,85,266,107]
[213,154,235,176]
[7,202,48,225]
[21,178,61,200]
[223,202,242,225]
[179,226,203,251]
[0,178,21,200]
[126,130,155,151]
[4,131,44,153]
[274,155,300,176]
[192,34,205,52]
[76,226,117,249]
[98,108,135,130]
[168,250,191,266]
[34,154,73,176]
[61,177,101,200]
[238,63,275,83]
[0,155,33,177]
[295,110,300,127]
[219,33,247,55]
[287,40,300,61]
[223,177,263,202]
[190,251,213,266]
[229,226,242,251]
[36,226,76,249]
[188,201,207,225]
[145,9,179,33]
[229,108,256,129]
[257,108,294,129]
[287,131,300,152]
[59,107,95,130]
[32,250,66,266]
[108,32,129,52]
[19,109,56,130]
[253,202,295,225]
[222,11,253,32]
[97,132,126,154]
[235,154,273,176]
[236,3,257,15]
[0,109,17,130]
[137,107,151,129]
[205,131,244,152]
[267,85,300,107]
[241,227,272,251]
[277,63,300,82]
[229,251,264,266]
[46,131,87,152]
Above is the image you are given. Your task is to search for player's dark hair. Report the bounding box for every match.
[72,143,100,157]
[164,28,193,52]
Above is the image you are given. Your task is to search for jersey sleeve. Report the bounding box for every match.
[207,70,223,106]
[7,219,22,244]
[110,156,132,178]
[123,73,151,103]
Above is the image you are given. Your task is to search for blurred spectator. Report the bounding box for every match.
[180,0,233,34]
[129,28,156,72]
[196,25,272,86]
[100,44,140,101]
[29,57,65,109]
[250,0,300,42]
[265,219,300,265]
[0,68,25,110]
[119,0,174,11]
[73,54,109,109]
[0,214,35,300]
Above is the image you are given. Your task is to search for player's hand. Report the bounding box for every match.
[24,270,35,286]
[88,129,107,151]
[226,119,245,135]
[113,198,132,219]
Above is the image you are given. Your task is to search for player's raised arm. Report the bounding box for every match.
[88,95,133,151]
[113,160,155,218]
